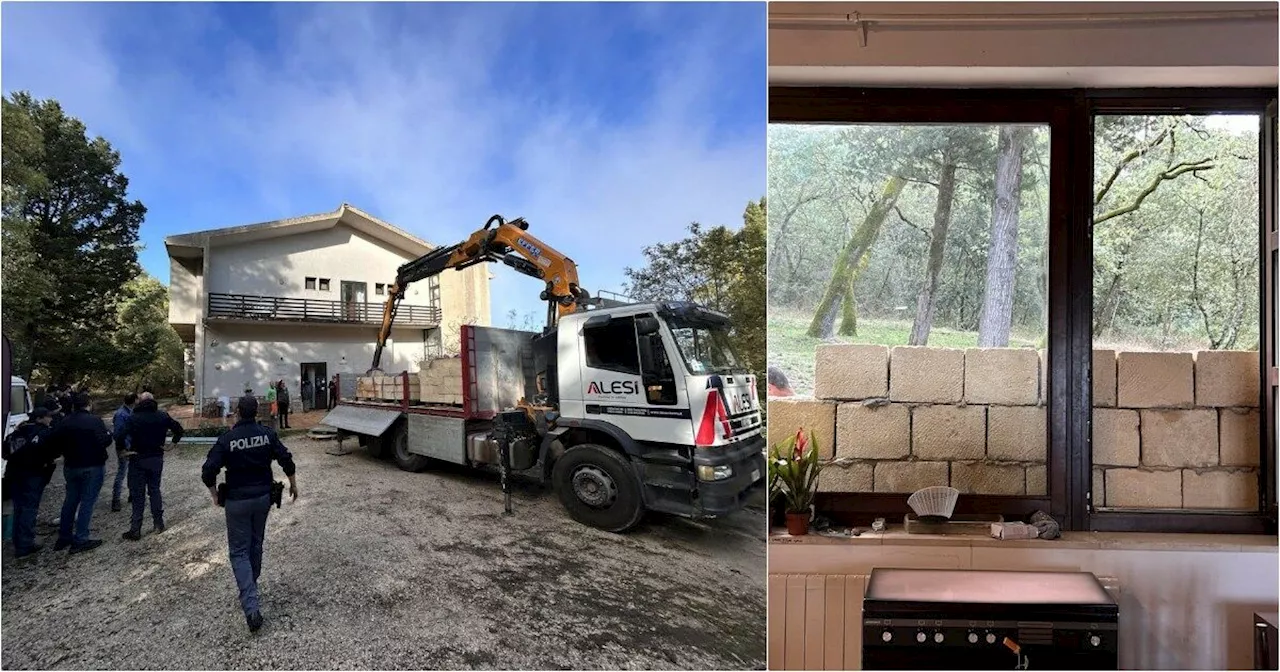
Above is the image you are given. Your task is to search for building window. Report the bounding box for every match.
[319,278,330,291]
[376,283,385,296]
[583,316,641,375]
[428,275,441,309]
[305,277,316,290]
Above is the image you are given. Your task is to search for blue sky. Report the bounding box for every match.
[1,1,766,325]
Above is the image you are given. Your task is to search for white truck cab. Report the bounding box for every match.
[3,376,33,480]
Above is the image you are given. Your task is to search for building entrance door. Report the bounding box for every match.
[302,362,328,411]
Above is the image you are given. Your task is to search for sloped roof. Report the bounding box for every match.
[164,203,435,258]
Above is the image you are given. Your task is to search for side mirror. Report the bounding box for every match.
[636,317,661,336]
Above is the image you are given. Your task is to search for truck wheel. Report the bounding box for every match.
[551,444,644,533]
[390,423,430,472]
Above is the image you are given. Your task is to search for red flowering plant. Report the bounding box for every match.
[769,427,824,514]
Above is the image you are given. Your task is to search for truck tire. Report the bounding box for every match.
[390,422,430,472]
[551,444,644,533]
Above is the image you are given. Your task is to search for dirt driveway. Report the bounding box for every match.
[1,438,766,670]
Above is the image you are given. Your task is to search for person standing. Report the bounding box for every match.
[201,396,298,632]
[265,384,277,425]
[276,380,291,429]
[44,397,65,426]
[327,376,337,410]
[48,392,113,553]
[300,378,312,413]
[117,392,184,540]
[110,393,137,512]
[4,408,58,558]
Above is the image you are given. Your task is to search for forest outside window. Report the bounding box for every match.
[1090,113,1263,514]
[768,122,1050,498]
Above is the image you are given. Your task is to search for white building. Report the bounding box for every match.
[166,203,491,410]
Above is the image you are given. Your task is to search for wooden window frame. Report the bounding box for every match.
[319,278,330,292]
[770,86,1278,534]
[305,277,316,290]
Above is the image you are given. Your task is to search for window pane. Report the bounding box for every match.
[305,277,316,290]
[768,123,1050,496]
[1091,114,1261,512]
[584,317,640,375]
[10,385,26,415]
[319,279,330,291]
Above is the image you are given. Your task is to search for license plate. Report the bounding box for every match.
[750,469,761,482]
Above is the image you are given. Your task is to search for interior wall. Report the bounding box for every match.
[770,1,1279,87]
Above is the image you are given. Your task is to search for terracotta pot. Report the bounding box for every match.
[785,512,811,536]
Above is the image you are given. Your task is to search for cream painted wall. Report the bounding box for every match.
[205,224,433,306]
[770,1,1278,86]
[200,324,426,400]
[169,256,200,325]
[437,264,492,353]
[770,541,1279,670]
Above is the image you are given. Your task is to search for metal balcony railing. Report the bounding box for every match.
[207,293,441,327]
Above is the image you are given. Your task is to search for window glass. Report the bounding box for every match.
[319,278,330,291]
[10,385,27,415]
[305,277,316,290]
[584,316,640,375]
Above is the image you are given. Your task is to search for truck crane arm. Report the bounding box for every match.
[368,214,588,373]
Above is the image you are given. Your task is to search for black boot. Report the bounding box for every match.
[111,500,122,512]
[69,539,103,554]
[122,529,142,541]
[246,611,263,632]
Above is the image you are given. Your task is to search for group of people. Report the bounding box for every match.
[4,388,300,633]
[298,375,339,412]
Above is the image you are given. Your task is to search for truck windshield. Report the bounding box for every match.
[668,323,745,376]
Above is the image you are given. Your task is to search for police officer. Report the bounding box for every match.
[4,408,57,558]
[48,392,113,553]
[201,395,297,632]
[117,392,184,539]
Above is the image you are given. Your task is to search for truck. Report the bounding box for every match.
[320,215,765,532]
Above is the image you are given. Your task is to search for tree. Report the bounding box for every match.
[977,126,1031,347]
[1,92,146,382]
[624,199,767,395]
[101,274,184,393]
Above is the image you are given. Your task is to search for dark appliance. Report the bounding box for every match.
[862,568,1119,670]
[1256,612,1278,670]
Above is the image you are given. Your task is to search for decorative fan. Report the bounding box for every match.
[908,486,960,523]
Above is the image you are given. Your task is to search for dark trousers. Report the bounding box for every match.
[112,452,129,504]
[277,403,290,428]
[127,455,164,531]
[225,494,271,615]
[12,471,48,553]
[59,465,105,545]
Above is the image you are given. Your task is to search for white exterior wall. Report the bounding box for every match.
[205,224,431,306]
[438,264,492,353]
[201,324,427,400]
[169,256,201,325]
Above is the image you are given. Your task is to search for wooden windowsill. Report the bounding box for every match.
[769,527,1279,553]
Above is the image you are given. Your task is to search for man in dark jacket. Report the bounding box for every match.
[110,393,137,511]
[202,396,297,632]
[117,393,183,539]
[276,380,291,429]
[44,397,65,427]
[48,392,113,553]
[4,408,58,558]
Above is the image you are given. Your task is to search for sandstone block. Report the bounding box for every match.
[1219,408,1261,468]
[911,405,986,461]
[965,348,1039,405]
[1039,349,1048,405]
[815,344,889,401]
[873,461,950,493]
[1092,409,1140,467]
[1093,469,1105,507]
[1116,351,1193,408]
[817,462,874,493]
[1093,350,1117,407]
[836,403,910,459]
[1140,409,1218,468]
[952,462,1026,495]
[1195,350,1260,407]
[1105,469,1182,508]
[1183,470,1258,510]
[1027,466,1047,496]
[889,347,964,403]
[767,398,836,459]
[987,406,1048,462]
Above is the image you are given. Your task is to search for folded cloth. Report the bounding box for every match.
[1028,510,1062,540]
[991,522,1040,540]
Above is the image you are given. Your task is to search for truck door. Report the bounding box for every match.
[579,313,691,445]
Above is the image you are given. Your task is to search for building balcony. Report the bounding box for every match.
[207,293,441,327]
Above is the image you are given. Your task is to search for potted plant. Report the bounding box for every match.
[772,427,823,536]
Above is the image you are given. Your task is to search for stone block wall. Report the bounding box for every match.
[1092,350,1261,511]
[783,345,1261,510]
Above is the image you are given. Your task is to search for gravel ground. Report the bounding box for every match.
[1,438,766,670]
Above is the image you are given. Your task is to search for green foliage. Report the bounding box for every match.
[624,199,767,397]
[106,275,185,393]
[1,92,146,382]
[769,427,824,514]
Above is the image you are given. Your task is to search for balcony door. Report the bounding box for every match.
[341,281,367,322]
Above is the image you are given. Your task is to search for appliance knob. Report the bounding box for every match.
[1089,634,1101,648]
[985,633,997,645]
[967,632,979,644]
[933,632,944,644]
[881,630,893,643]
[916,631,927,643]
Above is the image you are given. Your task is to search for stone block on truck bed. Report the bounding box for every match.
[417,357,465,405]
[356,375,421,401]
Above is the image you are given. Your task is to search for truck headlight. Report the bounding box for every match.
[697,464,734,482]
